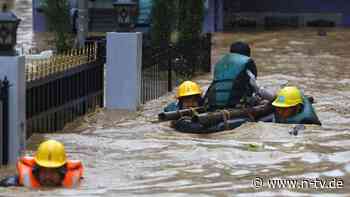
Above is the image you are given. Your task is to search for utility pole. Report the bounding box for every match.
[77,0,88,48]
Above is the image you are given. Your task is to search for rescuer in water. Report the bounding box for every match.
[0,140,84,188]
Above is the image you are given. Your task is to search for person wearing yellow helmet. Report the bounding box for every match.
[0,140,83,188]
[163,81,203,112]
[272,86,321,125]
[203,41,275,112]
[162,81,209,132]
[162,80,250,133]
[164,42,276,133]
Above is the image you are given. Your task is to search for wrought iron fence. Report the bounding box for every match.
[25,43,104,136]
[24,33,210,135]
[25,43,97,82]
[141,33,212,104]
[141,47,174,104]
[0,78,9,165]
[172,33,212,78]
[85,36,106,63]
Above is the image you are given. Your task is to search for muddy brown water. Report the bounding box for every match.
[1,1,350,196]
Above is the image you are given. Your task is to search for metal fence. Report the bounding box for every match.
[141,33,212,104]
[141,47,174,104]
[24,33,210,134]
[173,33,212,76]
[0,78,9,165]
[25,43,104,136]
[85,36,106,63]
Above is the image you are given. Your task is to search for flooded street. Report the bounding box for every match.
[0,29,348,196]
[1,1,350,196]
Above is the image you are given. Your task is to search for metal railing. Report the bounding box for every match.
[25,43,98,82]
[24,33,210,135]
[141,33,212,104]
[25,43,104,137]
[141,47,174,104]
[173,33,212,76]
[0,78,9,165]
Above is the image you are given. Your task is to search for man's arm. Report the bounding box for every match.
[163,102,178,112]
[246,70,275,101]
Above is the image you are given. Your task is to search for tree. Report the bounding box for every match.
[177,0,204,45]
[41,0,73,52]
[177,0,205,76]
[150,0,176,48]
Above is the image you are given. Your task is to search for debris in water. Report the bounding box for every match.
[289,124,305,136]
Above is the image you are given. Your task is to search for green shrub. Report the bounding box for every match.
[177,0,205,77]
[177,0,204,45]
[41,0,73,52]
[150,0,176,48]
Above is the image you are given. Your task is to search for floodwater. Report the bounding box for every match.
[1,1,350,196]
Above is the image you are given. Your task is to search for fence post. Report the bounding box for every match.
[0,79,9,165]
[206,33,212,73]
[0,56,26,164]
[0,84,3,164]
[106,32,142,111]
[167,46,173,92]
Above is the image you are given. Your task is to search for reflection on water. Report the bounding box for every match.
[3,1,350,196]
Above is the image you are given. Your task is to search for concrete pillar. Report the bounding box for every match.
[106,32,142,111]
[0,56,26,164]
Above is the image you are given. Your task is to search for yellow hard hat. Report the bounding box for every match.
[272,86,303,108]
[177,81,202,98]
[34,140,67,168]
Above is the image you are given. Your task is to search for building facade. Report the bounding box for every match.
[33,0,153,32]
[33,0,215,33]
[210,0,350,31]
[33,0,350,33]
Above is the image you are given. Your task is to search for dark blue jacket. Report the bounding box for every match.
[172,116,249,134]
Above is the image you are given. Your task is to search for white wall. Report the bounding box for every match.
[106,32,142,111]
[0,56,26,164]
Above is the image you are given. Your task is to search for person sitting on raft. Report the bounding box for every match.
[163,80,203,112]
[0,140,84,188]
[162,81,210,132]
[164,41,273,112]
[162,41,274,133]
[271,86,321,125]
[204,41,274,111]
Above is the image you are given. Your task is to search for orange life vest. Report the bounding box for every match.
[17,156,83,189]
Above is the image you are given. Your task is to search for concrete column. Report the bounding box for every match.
[106,32,142,111]
[0,56,26,164]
